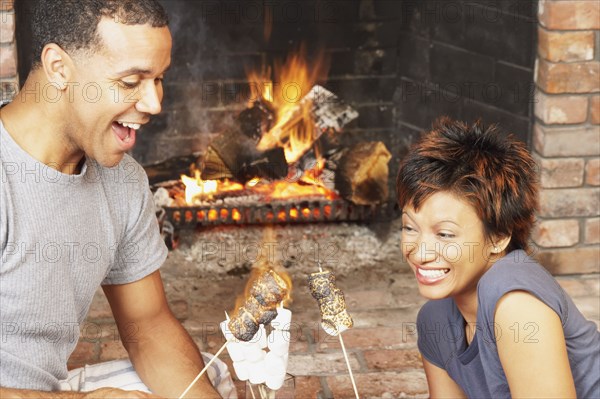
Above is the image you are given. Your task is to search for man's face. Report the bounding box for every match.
[66,17,172,167]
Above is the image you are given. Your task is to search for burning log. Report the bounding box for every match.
[335,141,392,205]
[238,99,275,142]
[144,154,201,185]
[201,124,288,183]
[201,85,358,185]
[257,85,359,163]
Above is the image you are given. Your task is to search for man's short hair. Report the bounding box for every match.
[31,0,169,69]
[396,117,539,253]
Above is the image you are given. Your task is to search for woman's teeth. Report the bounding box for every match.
[418,268,450,278]
[118,122,141,130]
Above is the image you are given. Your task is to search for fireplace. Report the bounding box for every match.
[11,0,543,271]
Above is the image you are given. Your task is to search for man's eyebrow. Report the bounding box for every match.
[115,64,171,78]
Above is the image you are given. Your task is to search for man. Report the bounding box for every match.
[0,1,234,397]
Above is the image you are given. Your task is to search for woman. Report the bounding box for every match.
[396,118,599,398]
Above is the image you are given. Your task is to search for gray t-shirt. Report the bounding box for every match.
[0,120,168,390]
[417,250,600,398]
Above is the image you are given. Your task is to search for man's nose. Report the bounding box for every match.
[135,81,162,115]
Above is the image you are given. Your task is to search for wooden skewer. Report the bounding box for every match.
[248,383,257,399]
[338,332,360,399]
[178,341,229,399]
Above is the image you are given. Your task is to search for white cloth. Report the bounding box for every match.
[59,354,237,398]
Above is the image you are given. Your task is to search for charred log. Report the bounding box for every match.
[335,141,392,205]
[201,125,288,183]
[144,154,202,185]
[238,99,275,142]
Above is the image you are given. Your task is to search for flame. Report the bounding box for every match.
[247,45,330,164]
[180,46,337,207]
[232,227,293,314]
[180,170,244,205]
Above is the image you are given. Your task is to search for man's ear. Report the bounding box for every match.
[40,43,74,89]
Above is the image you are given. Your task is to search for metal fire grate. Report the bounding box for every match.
[164,199,399,229]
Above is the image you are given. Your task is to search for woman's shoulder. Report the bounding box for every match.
[477,250,568,324]
[478,250,561,293]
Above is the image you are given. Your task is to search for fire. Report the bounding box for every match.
[232,228,293,314]
[181,169,244,205]
[248,45,330,163]
[181,46,337,207]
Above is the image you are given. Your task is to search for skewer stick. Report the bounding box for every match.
[338,332,360,399]
[248,383,257,399]
[178,341,229,399]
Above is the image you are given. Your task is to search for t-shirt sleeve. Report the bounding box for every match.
[477,251,569,343]
[417,300,454,370]
[102,158,168,285]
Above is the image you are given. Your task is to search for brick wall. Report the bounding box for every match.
[533,0,600,274]
[0,0,18,103]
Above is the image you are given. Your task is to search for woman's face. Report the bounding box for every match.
[401,191,498,300]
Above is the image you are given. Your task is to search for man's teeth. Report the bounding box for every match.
[418,268,450,278]
[118,122,141,130]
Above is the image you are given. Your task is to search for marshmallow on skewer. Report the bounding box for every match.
[270,304,292,331]
[247,358,268,385]
[219,319,245,362]
[308,268,354,336]
[267,329,290,356]
[263,350,288,390]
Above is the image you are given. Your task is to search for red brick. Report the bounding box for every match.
[536,157,585,188]
[294,376,324,398]
[536,247,600,274]
[86,289,114,320]
[534,92,588,124]
[532,219,580,248]
[364,348,423,371]
[534,125,600,157]
[80,322,118,342]
[538,0,600,30]
[535,92,589,124]
[316,327,418,352]
[586,159,600,186]
[539,187,600,217]
[0,43,16,78]
[67,341,98,370]
[591,96,600,124]
[585,218,600,244]
[0,79,17,102]
[327,371,428,398]
[169,299,189,321]
[233,380,245,399]
[556,276,593,298]
[536,59,600,94]
[99,341,129,361]
[287,352,360,376]
[0,11,14,44]
[345,289,397,310]
[0,1,13,12]
[538,27,595,62]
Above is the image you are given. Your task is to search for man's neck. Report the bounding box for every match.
[1,81,85,175]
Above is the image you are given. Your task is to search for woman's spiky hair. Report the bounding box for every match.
[396,117,539,252]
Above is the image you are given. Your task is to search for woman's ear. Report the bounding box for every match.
[491,234,512,254]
